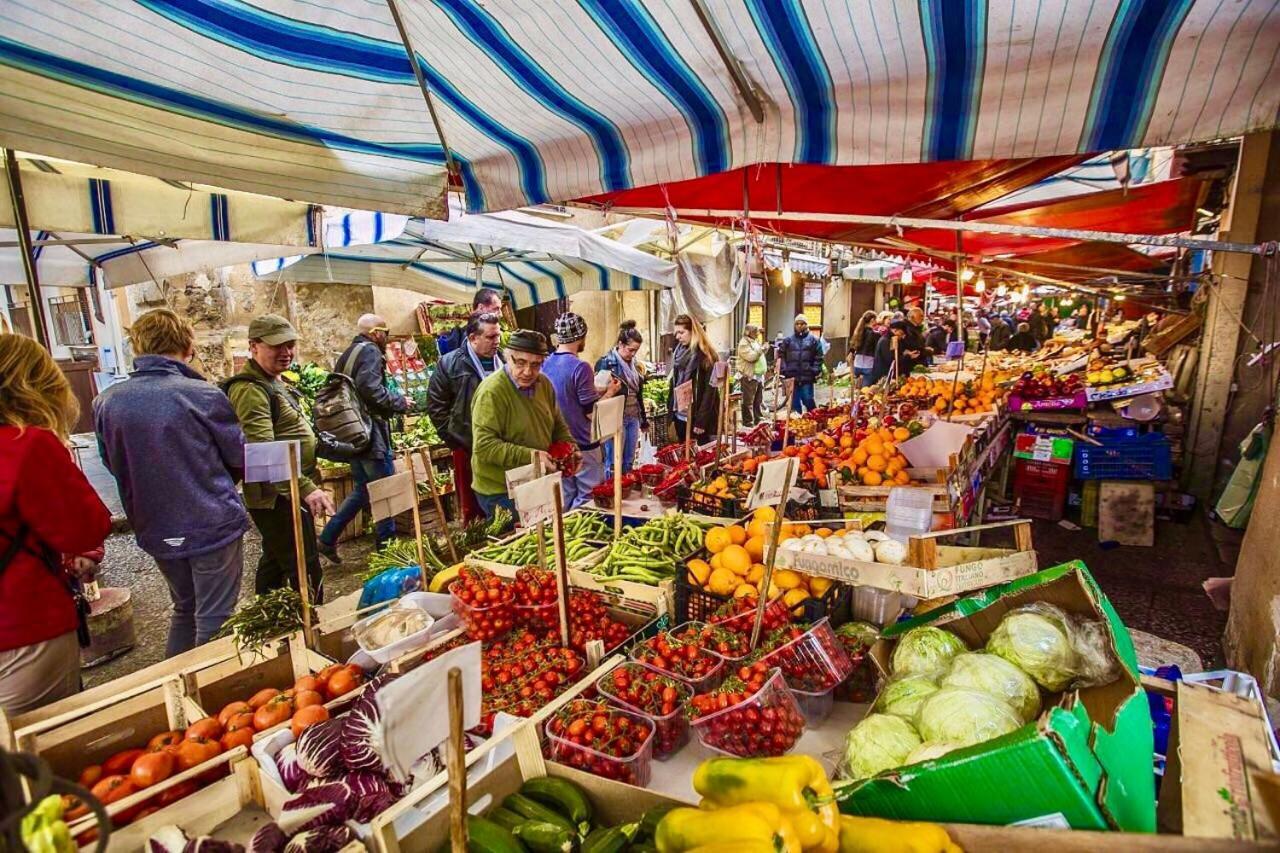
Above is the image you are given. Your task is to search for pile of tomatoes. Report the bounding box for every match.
[672,621,751,661]
[451,567,516,640]
[545,699,654,785]
[686,662,805,757]
[628,631,724,688]
[476,629,585,735]
[597,663,690,758]
[564,590,633,655]
[709,595,792,636]
[211,662,364,746]
[512,566,559,630]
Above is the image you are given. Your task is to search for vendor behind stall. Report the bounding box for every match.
[469,330,576,519]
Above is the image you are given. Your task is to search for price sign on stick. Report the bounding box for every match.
[592,395,625,443]
[513,472,560,528]
[750,457,797,648]
[674,380,694,415]
[367,471,416,521]
[244,440,300,484]
[505,462,538,493]
[747,458,793,509]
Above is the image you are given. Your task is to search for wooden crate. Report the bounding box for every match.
[837,467,951,512]
[317,465,367,544]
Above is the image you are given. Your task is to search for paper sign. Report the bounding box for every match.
[675,380,694,415]
[747,458,794,509]
[513,472,560,527]
[819,488,839,508]
[898,420,972,468]
[592,395,625,442]
[1031,436,1054,462]
[367,471,416,521]
[505,462,537,493]
[244,440,300,484]
[377,641,482,783]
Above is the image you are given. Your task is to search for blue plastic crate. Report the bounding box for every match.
[1074,434,1173,480]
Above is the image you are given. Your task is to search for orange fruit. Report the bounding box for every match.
[754,506,777,523]
[727,525,748,546]
[851,447,869,466]
[710,552,724,570]
[893,427,911,442]
[867,454,887,472]
[705,527,732,554]
[862,470,883,486]
[720,545,752,576]
[745,535,766,562]
[894,470,912,485]
[687,559,712,585]
[747,564,766,584]
[746,517,769,540]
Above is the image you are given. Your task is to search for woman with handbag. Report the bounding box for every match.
[851,311,880,387]
[0,334,111,715]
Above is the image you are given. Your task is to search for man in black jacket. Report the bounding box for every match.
[778,315,823,412]
[317,314,411,563]
[426,312,502,522]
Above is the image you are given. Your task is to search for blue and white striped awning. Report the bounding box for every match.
[3,1,1278,215]
[254,198,675,309]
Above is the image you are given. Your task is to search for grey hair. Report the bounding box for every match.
[357,313,388,333]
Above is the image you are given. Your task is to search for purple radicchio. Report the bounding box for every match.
[277,782,356,835]
[183,838,246,853]
[276,745,311,794]
[339,675,393,775]
[282,826,355,853]
[339,771,397,823]
[148,826,189,853]
[294,718,345,779]
[247,823,288,853]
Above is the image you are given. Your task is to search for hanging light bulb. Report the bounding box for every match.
[900,266,913,285]
[995,281,1008,297]
[961,268,975,282]
[781,248,793,288]
[1114,292,1126,302]
[974,276,986,293]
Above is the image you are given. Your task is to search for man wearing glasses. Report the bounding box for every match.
[469,329,576,519]
[317,313,410,563]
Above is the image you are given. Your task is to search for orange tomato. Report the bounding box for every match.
[147,731,183,752]
[185,717,223,742]
[291,705,331,739]
[253,700,293,732]
[225,711,256,732]
[247,688,280,709]
[130,751,174,789]
[220,728,255,751]
[325,667,363,700]
[217,701,252,726]
[174,737,221,772]
[293,675,321,693]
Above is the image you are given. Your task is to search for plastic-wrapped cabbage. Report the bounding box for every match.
[916,688,1023,748]
[941,652,1042,722]
[839,713,922,781]
[986,605,1078,691]
[1073,619,1122,688]
[890,626,967,676]
[904,742,960,765]
[873,673,940,720]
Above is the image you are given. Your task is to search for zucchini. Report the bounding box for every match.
[635,805,677,842]
[581,823,636,853]
[504,794,577,835]
[512,820,577,853]
[486,807,526,832]
[464,815,525,853]
[519,777,593,829]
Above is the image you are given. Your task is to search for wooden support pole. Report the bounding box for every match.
[550,481,571,647]
[750,459,797,649]
[286,448,314,648]
[446,666,467,852]
[404,450,431,591]
[2,149,50,350]
[612,428,623,539]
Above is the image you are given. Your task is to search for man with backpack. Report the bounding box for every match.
[316,314,411,563]
[225,314,333,600]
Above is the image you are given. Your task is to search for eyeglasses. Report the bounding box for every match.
[509,354,544,369]
[370,326,389,334]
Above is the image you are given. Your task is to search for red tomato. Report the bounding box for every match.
[184,717,223,741]
[247,688,280,709]
[217,701,252,726]
[252,701,292,732]
[78,765,103,788]
[325,668,362,700]
[224,711,256,732]
[91,774,137,804]
[293,675,321,693]
[63,795,88,821]
[147,731,183,752]
[221,727,255,751]
[130,751,174,789]
[174,737,221,772]
[155,780,198,807]
[293,689,324,709]
[290,705,330,739]
[102,748,146,776]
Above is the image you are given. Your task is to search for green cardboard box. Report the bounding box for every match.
[837,561,1157,832]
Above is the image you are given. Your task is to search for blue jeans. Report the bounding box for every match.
[854,366,873,388]
[561,446,604,510]
[476,492,516,520]
[320,456,396,547]
[603,417,641,475]
[791,382,817,413]
[154,538,244,657]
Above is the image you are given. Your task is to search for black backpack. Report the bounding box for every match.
[312,342,374,453]
[221,374,358,461]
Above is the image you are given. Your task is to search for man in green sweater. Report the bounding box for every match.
[470,329,576,519]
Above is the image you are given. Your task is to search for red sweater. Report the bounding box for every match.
[0,426,111,651]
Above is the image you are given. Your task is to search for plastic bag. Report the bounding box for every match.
[636,433,658,466]
[986,602,1120,692]
[358,566,422,610]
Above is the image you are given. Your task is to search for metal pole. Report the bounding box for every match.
[686,0,765,123]
[383,0,460,183]
[3,149,50,349]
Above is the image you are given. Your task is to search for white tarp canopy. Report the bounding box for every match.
[254,197,674,309]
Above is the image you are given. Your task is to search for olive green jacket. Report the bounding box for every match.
[226,360,319,509]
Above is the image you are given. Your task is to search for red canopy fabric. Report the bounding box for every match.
[577,157,1083,242]
[899,178,1206,258]
[988,242,1172,278]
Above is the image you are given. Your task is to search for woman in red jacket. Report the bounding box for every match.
[0,334,111,715]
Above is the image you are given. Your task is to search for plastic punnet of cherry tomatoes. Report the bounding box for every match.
[513,566,559,630]
[595,662,691,759]
[673,620,751,661]
[709,595,792,636]
[752,621,854,693]
[565,590,633,654]
[450,567,515,641]
[544,699,654,785]
[628,631,724,690]
[687,666,805,758]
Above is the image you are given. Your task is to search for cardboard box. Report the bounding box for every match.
[1157,680,1279,842]
[838,561,1157,832]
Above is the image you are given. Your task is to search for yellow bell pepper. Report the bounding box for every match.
[838,815,962,853]
[685,844,781,853]
[655,803,801,853]
[692,756,839,852]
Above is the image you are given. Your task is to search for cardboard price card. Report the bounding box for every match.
[244,440,301,484]
[504,462,537,493]
[747,458,794,509]
[592,395,625,442]
[513,472,560,527]
[674,379,694,415]
[367,470,416,522]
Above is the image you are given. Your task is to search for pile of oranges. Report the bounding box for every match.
[839,426,914,487]
[898,372,1009,416]
[686,507,833,609]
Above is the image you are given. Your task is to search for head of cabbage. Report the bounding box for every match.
[904,741,960,766]
[915,687,1023,748]
[840,713,922,781]
[940,652,1042,723]
[890,626,967,676]
[986,608,1078,692]
[874,673,940,720]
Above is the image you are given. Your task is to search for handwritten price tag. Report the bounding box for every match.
[747,458,794,509]
[513,472,560,527]
[675,380,694,415]
[592,395,625,442]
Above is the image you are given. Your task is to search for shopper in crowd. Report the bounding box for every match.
[316,314,410,563]
[93,309,249,656]
[778,314,823,413]
[596,321,648,473]
[976,311,992,351]
[426,311,502,522]
[439,288,503,355]
[988,314,1013,351]
[225,315,333,601]
[1029,303,1052,343]
[544,313,618,509]
[869,320,912,384]
[924,318,950,357]
[903,306,930,370]
[470,330,576,519]
[668,314,720,441]
[850,311,879,388]
[735,324,766,427]
[0,334,111,714]
[1008,322,1040,353]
